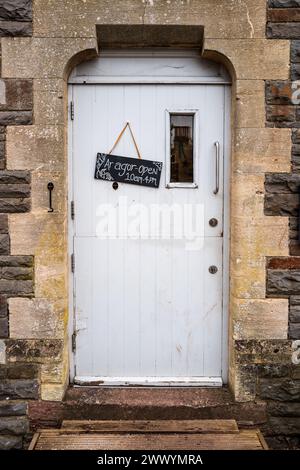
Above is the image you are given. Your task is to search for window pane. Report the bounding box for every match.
[170,114,194,183]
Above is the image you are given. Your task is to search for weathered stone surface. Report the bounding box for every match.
[289,323,300,339]
[6,339,63,362]
[264,417,300,436]
[0,20,32,37]
[0,296,8,317]
[292,63,300,83]
[6,125,65,171]
[0,379,39,399]
[0,434,22,450]
[268,8,300,22]
[269,0,300,6]
[265,80,293,105]
[234,128,291,175]
[259,378,300,401]
[0,255,33,268]
[268,401,300,417]
[265,194,299,216]
[0,79,33,111]
[267,269,300,296]
[232,298,288,340]
[265,173,300,193]
[291,40,300,63]
[0,110,32,125]
[257,363,291,378]
[9,298,64,339]
[33,0,266,40]
[0,215,8,234]
[0,184,30,198]
[266,105,296,126]
[204,39,290,80]
[33,79,64,125]
[0,316,9,338]
[291,306,300,323]
[0,234,9,254]
[0,198,30,213]
[0,416,28,435]
[0,170,30,184]
[0,1,32,21]
[7,362,39,379]
[0,401,27,416]
[267,22,300,39]
[235,340,292,364]
[267,257,300,269]
[0,280,33,296]
[235,80,265,129]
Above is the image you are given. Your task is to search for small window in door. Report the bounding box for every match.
[166,111,198,188]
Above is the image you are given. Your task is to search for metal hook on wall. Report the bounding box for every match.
[47,182,54,212]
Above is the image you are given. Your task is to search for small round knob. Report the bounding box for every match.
[209,266,218,274]
[209,218,218,227]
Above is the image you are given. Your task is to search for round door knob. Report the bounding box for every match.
[209,218,218,227]
[209,266,218,274]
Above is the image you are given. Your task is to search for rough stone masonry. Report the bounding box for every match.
[0,0,299,450]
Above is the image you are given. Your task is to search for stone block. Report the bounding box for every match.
[259,378,300,401]
[267,22,300,39]
[1,37,97,79]
[266,105,296,126]
[7,362,39,379]
[267,269,300,296]
[0,379,39,399]
[265,80,293,105]
[0,170,30,184]
[0,234,9,254]
[0,435,22,450]
[265,417,300,436]
[0,79,33,111]
[0,20,32,37]
[204,38,290,80]
[235,80,265,129]
[291,40,300,63]
[0,316,9,338]
[0,1,32,21]
[33,79,65,125]
[6,125,65,171]
[268,8,300,22]
[0,110,32,125]
[0,401,27,416]
[290,305,300,322]
[289,323,300,339]
[0,416,28,435]
[6,339,63,363]
[265,193,299,216]
[9,298,65,339]
[0,296,8,317]
[265,173,300,193]
[232,298,288,340]
[233,128,291,175]
[0,197,30,213]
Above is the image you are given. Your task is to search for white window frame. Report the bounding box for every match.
[165,109,199,189]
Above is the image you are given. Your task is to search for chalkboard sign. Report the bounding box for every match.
[95,153,163,188]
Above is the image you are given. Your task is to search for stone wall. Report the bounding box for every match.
[259,0,300,449]
[0,0,35,450]
[0,0,299,451]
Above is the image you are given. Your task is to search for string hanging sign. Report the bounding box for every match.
[94,122,163,188]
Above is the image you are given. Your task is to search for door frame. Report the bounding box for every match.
[68,50,231,386]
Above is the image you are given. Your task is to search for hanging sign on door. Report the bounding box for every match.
[94,122,163,188]
[95,153,163,188]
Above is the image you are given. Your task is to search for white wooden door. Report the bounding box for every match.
[71,81,227,385]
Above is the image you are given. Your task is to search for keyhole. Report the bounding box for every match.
[112,181,118,190]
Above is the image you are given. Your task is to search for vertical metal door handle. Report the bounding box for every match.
[213,142,220,195]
